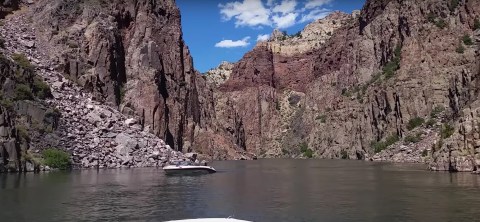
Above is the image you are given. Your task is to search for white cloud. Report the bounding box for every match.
[266,0,276,6]
[300,8,331,23]
[215,37,251,48]
[257,34,270,41]
[304,0,333,9]
[217,0,337,45]
[219,0,271,27]
[272,12,298,29]
[272,0,297,14]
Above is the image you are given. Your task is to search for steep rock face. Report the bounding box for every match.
[214,0,480,169]
[0,55,59,172]
[0,10,201,170]
[265,11,359,56]
[25,0,237,155]
[0,104,19,172]
[204,61,234,86]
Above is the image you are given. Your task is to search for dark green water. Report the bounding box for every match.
[1,159,480,222]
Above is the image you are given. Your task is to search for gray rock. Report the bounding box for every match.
[26,162,35,172]
[20,39,35,48]
[85,111,102,124]
[125,118,137,126]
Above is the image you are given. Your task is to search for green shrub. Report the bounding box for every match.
[462,35,473,46]
[23,150,44,166]
[299,142,313,158]
[357,95,364,103]
[383,46,401,79]
[33,77,52,99]
[407,117,425,131]
[304,148,313,158]
[371,134,399,153]
[42,148,71,170]
[300,142,308,153]
[16,125,30,142]
[475,18,480,30]
[441,124,455,139]
[404,133,422,144]
[0,99,13,111]
[341,88,351,97]
[449,0,459,12]
[422,149,428,157]
[340,150,348,159]
[385,134,400,146]
[12,53,34,70]
[430,105,445,118]
[371,141,386,153]
[368,72,382,85]
[435,19,447,29]
[15,84,34,100]
[426,119,437,128]
[316,115,327,123]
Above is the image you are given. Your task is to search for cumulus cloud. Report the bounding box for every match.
[272,12,298,29]
[219,0,336,29]
[219,0,271,27]
[272,0,297,14]
[266,0,275,6]
[300,8,331,23]
[215,37,251,48]
[257,34,270,41]
[304,0,332,9]
[218,0,337,46]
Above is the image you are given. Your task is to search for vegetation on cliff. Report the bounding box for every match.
[43,148,71,170]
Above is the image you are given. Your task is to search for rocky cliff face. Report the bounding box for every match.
[0,52,61,172]
[28,0,203,153]
[0,0,250,171]
[214,0,480,171]
[204,61,234,86]
[0,0,251,167]
[265,11,359,56]
[16,0,249,159]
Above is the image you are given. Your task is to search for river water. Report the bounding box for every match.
[1,159,480,222]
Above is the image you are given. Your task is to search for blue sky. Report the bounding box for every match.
[177,0,366,73]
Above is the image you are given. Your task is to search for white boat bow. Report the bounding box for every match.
[163,165,217,175]
[166,219,251,222]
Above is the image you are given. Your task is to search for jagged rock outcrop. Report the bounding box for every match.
[0,1,218,171]
[0,0,252,169]
[204,61,234,86]
[214,0,480,171]
[27,0,199,152]
[0,52,61,172]
[264,11,359,56]
[4,0,250,160]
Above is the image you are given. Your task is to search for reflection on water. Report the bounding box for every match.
[1,159,480,222]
